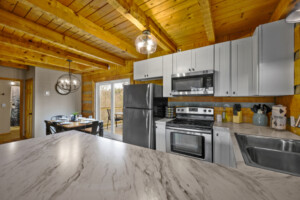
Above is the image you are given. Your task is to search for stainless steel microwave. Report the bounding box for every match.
[171,70,214,96]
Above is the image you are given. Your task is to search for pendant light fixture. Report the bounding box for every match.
[56,59,81,95]
[135,30,157,54]
[286,3,300,23]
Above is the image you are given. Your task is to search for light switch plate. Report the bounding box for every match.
[290,116,295,127]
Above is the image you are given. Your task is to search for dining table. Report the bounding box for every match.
[51,120,95,131]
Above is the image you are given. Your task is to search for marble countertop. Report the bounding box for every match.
[0,130,299,200]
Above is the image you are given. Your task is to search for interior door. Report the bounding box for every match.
[25,79,33,138]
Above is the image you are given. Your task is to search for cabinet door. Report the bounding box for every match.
[213,128,230,167]
[147,57,163,78]
[193,45,214,71]
[231,37,253,96]
[252,28,259,96]
[134,60,147,80]
[163,54,173,97]
[259,20,294,95]
[156,123,166,152]
[173,50,193,74]
[214,42,231,96]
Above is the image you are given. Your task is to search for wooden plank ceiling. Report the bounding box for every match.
[0,0,297,73]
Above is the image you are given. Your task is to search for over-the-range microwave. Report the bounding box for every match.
[171,70,214,96]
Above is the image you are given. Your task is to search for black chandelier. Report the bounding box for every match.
[55,59,81,95]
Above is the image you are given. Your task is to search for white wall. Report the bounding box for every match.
[33,67,81,137]
[0,80,12,134]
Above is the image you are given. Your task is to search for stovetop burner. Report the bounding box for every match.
[166,118,214,130]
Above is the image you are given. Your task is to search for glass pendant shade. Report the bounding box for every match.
[56,60,81,94]
[135,30,157,54]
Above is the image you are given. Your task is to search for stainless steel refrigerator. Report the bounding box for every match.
[123,84,167,149]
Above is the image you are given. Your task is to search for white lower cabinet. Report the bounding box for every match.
[155,122,167,152]
[213,127,236,168]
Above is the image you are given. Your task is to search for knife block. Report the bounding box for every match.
[233,111,243,123]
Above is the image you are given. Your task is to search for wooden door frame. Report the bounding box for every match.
[25,78,33,138]
[0,77,24,139]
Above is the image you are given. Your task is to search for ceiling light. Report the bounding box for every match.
[56,59,81,95]
[10,82,15,86]
[135,30,157,55]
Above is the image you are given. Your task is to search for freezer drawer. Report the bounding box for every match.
[123,108,154,149]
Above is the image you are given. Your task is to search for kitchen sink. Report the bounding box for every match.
[235,133,300,176]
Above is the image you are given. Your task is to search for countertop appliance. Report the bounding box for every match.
[123,84,167,149]
[166,107,214,162]
[171,70,214,96]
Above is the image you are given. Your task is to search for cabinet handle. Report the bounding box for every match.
[233,91,236,95]
[147,74,149,77]
[144,75,146,77]
[216,133,219,136]
[170,93,172,95]
[189,68,191,71]
[192,68,195,71]
[226,91,228,94]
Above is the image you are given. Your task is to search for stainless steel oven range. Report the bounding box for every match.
[166,107,214,162]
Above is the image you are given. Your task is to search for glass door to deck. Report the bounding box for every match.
[96,79,129,140]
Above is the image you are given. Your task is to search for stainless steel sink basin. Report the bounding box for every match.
[235,133,300,176]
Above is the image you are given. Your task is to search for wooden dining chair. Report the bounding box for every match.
[81,121,99,135]
[52,122,64,133]
[44,120,56,135]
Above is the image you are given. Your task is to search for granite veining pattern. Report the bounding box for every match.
[0,130,299,200]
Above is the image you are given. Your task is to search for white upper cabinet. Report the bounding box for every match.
[163,54,173,97]
[253,20,294,96]
[214,41,231,97]
[172,50,193,74]
[147,57,163,78]
[193,45,214,71]
[134,60,147,80]
[133,57,163,80]
[231,37,253,96]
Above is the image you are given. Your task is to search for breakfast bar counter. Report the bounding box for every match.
[0,130,299,200]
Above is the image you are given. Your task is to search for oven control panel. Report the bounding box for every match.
[176,107,214,115]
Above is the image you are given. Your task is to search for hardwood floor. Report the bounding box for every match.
[0,126,22,144]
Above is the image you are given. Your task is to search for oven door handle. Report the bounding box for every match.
[166,127,212,134]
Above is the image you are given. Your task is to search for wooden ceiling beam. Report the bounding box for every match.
[0,44,90,71]
[0,55,80,73]
[0,61,28,70]
[0,32,108,70]
[197,0,216,43]
[0,8,125,66]
[18,0,142,59]
[106,0,177,52]
[270,0,300,22]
